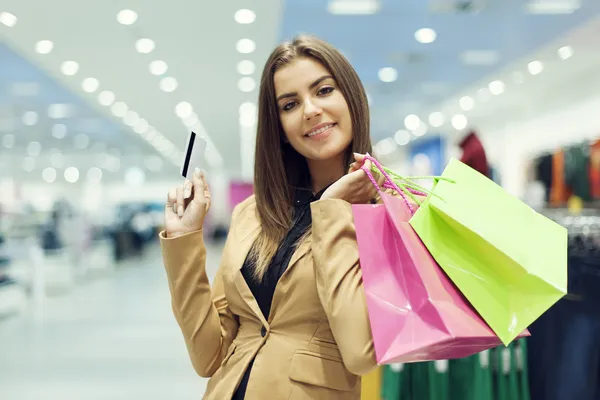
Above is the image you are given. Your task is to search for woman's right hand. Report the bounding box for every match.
[165,168,211,238]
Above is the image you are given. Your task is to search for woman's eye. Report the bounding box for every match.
[282,101,296,111]
[318,87,334,96]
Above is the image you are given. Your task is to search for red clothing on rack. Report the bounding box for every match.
[459,131,490,178]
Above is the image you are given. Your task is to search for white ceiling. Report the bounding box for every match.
[0,0,282,182]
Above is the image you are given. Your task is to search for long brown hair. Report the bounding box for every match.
[249,35,372,281]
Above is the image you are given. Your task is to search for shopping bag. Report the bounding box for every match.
[353,187,525,365]
[408,158,568,345]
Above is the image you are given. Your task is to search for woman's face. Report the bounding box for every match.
[274,57,352,163]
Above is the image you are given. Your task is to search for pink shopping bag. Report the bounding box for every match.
[353,157,528,365]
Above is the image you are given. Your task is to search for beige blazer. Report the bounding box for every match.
[160,195,377,399]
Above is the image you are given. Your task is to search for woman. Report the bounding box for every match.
[161,35,386,399]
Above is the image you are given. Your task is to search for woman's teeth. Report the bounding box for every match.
[307,124,334,137]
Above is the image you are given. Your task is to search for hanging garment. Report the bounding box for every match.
[589,140,600,199]
[564,144,592,202]
[459,131,490,178]
[535,154,553,202]
[550,150,571,206]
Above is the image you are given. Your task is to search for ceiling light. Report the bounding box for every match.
[237,60,256,75]
[22,111,39,126]
[117,9,138,25]
[22,157,35,172]
[375,138,397,157]
[528,61,544,75]
[87,167,103,183]
[452,114,468,130]
[52,124,67,139]
[459,96,475,111]
[175,102,193,118]
[82,77,100,93]
[236,39,256,54]
[125,167,146,186]
[429,112,444,127]
[328,0,380,15]
[526,0,580,14]
[415,28,437,44]
[378,67,397,83]
[50,152,65,168]
[0,12,17,27]
[64,167,80,183]
[239,102,257,115]
[240,113,257,128]
[2,134,15,149]
[48,103,72,119]
[488,80,506,95]
[35,40,54,54]
[558,46,574,60]
[234,9,256,24]
[159,77,178,92]
[512,72,525,84]
[74,134,90,149]
[404,114,421,131]
[460,50,500,66]
[394,130,410,146]
[135,38,155,54]
[413,123,428,137]
[134,119,149,134]
[478,87,492,102]
[238,77,256,92]
[123,111,140,126]
[111,102,128,117]
[98,90,115,106]
[61,61,79,76]
[149,60,168,75]
[27,141,42,157]
[183,113,199,128]
[42,167,57,183]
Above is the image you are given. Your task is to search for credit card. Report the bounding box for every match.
[180,131,207,180]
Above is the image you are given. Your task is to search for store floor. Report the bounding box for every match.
[0,241,225,400]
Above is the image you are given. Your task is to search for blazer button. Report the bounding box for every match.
[260,327,267,337]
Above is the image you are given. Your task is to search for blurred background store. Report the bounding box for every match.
[1,0,599,399]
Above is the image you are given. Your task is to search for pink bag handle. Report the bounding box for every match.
[359,153,417,214]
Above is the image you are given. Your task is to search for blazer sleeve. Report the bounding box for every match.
[159,208,242,378]
[310,198,377,376]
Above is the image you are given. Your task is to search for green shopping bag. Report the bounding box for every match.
[408,158,568,344]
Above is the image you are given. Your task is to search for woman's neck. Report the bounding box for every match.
[307,154,346,194]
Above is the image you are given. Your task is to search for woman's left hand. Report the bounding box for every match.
[321,153,385,204]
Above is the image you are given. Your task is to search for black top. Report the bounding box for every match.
[231,186,328,400]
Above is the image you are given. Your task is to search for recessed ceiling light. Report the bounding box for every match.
[149,60,168,75]
[159,77,178,92]
[429,112,444,127]
[378,67,397,83]
[61,61,79,76]
[239,102,257,115]
[240,113,257,128]
[123,111,140,126]
[236,39,256,54]
[328,0,380,15]
[183,113,199,128]
[48,103,72,119]
[135,38,155,54]
[2,133,15,149]
[35,40,54,54]
[238,77,256,92]
[478,87,492,102]
[22,111,39,126]
[98,90,115,106]
[52,124,67,139]
[526,1,580,14]
[394,130,410,146]
[175,102,193,118]
[452,114,468,130]
[404,114,421,131]
[459,96,475,111]
[64,166,80,183]
[111,102,128,117]
[375,138,397,157]
[42,167,57,183]
[87,167,103,183]
[235,9,256,24]
[488,80,505,95]
[460,50,500,66]
[415,28,437,44]
[27,141,42,157]
[117,9,138,25]
[134,119,149,134]
[237,60,256,75]
[528,61,544,75]
[0,12,17,27]
[558,46,574,60]
[82,77,100,93]
[74,134,90,149]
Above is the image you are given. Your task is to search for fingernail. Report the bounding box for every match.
[173,204,177,214]
[194,167,200,177]
[178,206,184,217]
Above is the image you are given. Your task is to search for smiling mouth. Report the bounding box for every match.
[305,123,336,138]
